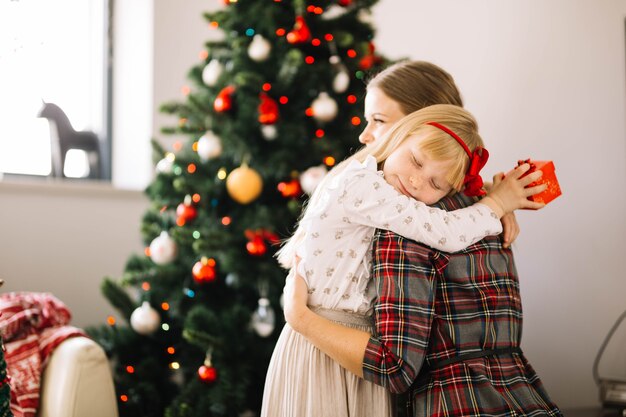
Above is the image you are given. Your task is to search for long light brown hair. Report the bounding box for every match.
[367,60,463,113]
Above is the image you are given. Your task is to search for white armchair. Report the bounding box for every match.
[38,337,118,417]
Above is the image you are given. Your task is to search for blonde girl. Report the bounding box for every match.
[260,104,545,417]
[360,60,519,246]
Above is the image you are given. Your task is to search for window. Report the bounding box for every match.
[0,0,109,179]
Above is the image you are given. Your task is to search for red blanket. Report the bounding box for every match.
[0,293,86,417]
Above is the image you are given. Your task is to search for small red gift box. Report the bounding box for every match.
[517,159,562,205]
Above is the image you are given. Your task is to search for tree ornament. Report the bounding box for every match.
[260,124,278,141]
[130,301,161,335]
[359,42,382,70]
[311,92,338,122]
[258,93,279,125]
[338,0,353,6]
[176,195,198,224]
[172,177,186,192]
[202,59,223,87]
[357,8,374,24]
[225,272,240,287]
[277,179,302,198]
[192,257,217,284]
[226,163,263,204]
[321,4,349,20]
[244,229,279,256]
[329,55,350,93]
[300,165,328,194]
[248,35,271,62]
[149,231,178,265]
[197,130,223,161]
[156,154,175,174]
[333,68,350,94]
[198,349,218,384]
[246,236,267,256]
[214,85,236,113]
[251,297,275,337]
[286,16,311,44]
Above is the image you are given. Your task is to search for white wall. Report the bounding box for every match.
[0,180,148,327]
[371,0,626,408]
[0,0,624,409]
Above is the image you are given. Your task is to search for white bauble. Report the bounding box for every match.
[156,155,174,174]
[130,302,161,335]
[248,35,271,62]
[225,273,240,287]
[311,92,338,123]
[197,131,223,161]
[202,59,223,87]
[300,165,328,194]
[260,124,277,141]
[149,231,178,265]
[321,4,348,20]
[251,297,275,337]
[358,9,374,24]
[333,68,350,93]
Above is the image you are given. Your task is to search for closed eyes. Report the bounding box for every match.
[412,156,442,190]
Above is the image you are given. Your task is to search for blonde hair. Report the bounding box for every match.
[367,61,463,113]
[277,104,484,268]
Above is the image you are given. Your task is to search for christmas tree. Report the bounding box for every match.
[89,1,388,416]
[0,338,12,417]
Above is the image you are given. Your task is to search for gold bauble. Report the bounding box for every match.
[226,164,263,204]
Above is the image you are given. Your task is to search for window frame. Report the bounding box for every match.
[0,0,112,182]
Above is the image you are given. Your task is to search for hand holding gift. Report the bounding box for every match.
[515,159,562,205]
[482,163,548,217]
[488,159,562,215]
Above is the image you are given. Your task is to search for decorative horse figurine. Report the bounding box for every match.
[38,102,102,179]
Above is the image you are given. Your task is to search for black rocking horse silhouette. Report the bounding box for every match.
[38,102,102,179]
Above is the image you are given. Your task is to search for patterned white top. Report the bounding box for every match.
[293,155,502,315]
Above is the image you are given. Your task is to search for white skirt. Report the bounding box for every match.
[260,308,393,417]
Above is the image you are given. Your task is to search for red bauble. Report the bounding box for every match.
[258,93,279,125]
[198,365,218,384]
[176,197,197,225]
[359,54,382,71]
[192,258,217,284]
[246,237,267,256]
[358,42,382,71]
[286,16,311,44]
[214,85,235,112]
[277,179,302,198]
[338,0,352,5]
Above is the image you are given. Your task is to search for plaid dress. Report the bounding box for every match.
[362,193,562,417]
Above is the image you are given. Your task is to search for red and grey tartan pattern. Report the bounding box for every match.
[362,193,562,417]
[0,293,85,417]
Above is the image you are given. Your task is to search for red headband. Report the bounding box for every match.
[426,121,489,197]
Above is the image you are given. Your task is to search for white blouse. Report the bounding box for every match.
[294,155,502,315]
